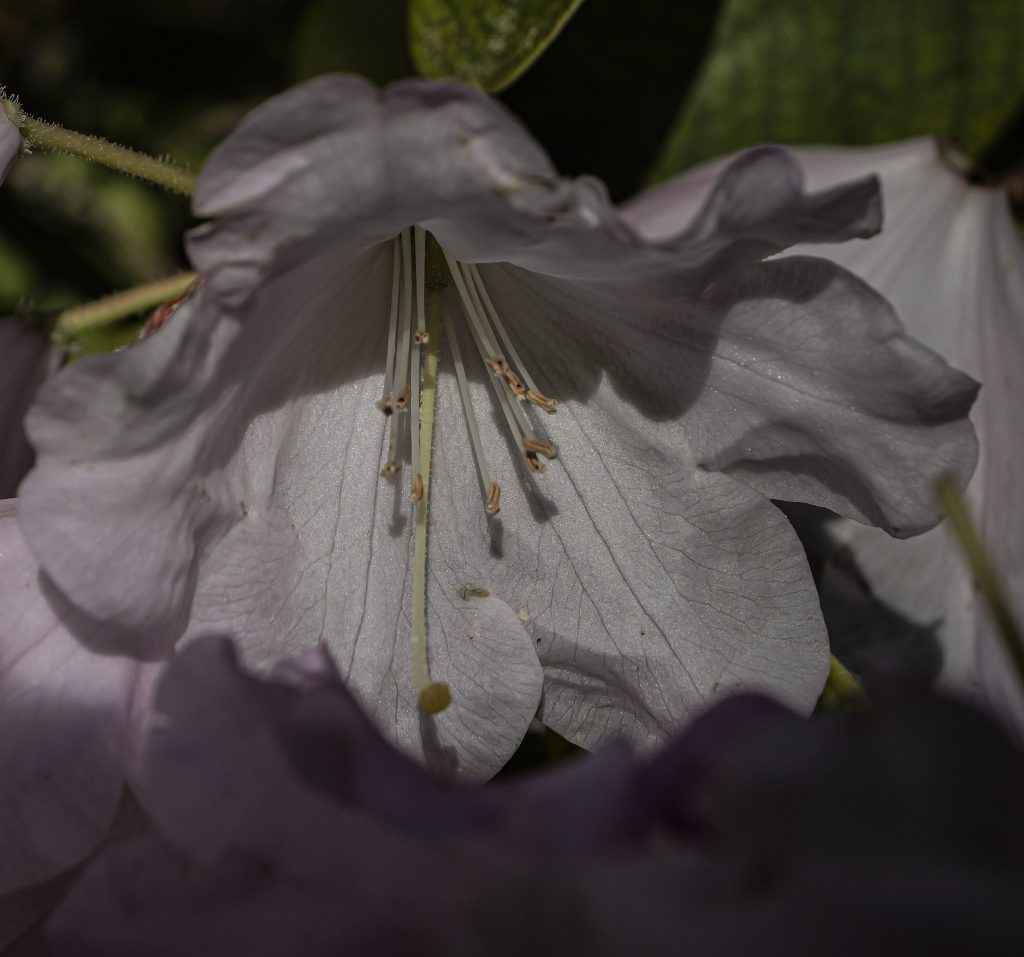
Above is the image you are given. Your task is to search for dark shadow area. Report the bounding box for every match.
[418,710,459,781]
[778,500,943,692]
[502,0,723,201]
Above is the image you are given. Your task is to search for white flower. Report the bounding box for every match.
[17,78,977,787]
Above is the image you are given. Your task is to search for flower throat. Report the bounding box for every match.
[375,227,558,716]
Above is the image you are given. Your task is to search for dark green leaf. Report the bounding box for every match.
[409,0,585,92]
[650,0,1024,181]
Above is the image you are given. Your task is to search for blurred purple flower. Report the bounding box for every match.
[0,499,156,896]
[627,139,1024,732]
[46,636,1024,956]
[16,78,978,785]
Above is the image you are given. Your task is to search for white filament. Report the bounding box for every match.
[443,307,494,510]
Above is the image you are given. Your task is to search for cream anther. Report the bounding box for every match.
[411,473,424,503]
[526,452,546,475]
[485,481,501,515]
[523,437,558,460]
[526,389,557,414]
[503,369,526,396]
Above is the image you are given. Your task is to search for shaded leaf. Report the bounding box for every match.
[650,0,1024,180]
[409,0,584,91]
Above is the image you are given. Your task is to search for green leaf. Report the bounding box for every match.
[650,0,1024,181]
[409,0,585,92]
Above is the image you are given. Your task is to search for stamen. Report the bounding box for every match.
[393,231,414,416]
[411,473,424,503]
[526,389,558,415]
[462,291,532,458]
[408,231,422,501]
[444,251,502,363]
[443,307,499,517]
[458,261,555,456]
[414,226,429,345]
[526,452,546,475]
[448,255,559,475]
[377,236,402,415]
[467,263,556,412]
[485,481,501,515]
[503,369,526,396]
[522,437,558,460]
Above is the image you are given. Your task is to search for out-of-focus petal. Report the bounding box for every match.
[47,641,1024,956]
[0,500,147,893]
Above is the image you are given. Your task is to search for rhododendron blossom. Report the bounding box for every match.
[17,77,978,793]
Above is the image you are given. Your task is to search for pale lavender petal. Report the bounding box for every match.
[486,253,976,534]
[44,637,633,955]
[761,140,1023,732]
[428,327,829,750]
[0,500,144,893]
[189,78,882,300]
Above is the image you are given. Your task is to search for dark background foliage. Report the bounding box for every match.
[4,0,1022,322]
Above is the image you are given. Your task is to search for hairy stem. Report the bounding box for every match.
[4,99,195,196]
[56,272,198,338]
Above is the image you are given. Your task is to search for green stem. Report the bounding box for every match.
[55,272,198,338]
[4,99,195,196]
[936,475,1024,694]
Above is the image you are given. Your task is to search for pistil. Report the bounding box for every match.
[411,272,451,716]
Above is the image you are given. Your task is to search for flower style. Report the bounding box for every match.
[17,77,978,787]
[627,139,1024,732]
[46,637,1024,956]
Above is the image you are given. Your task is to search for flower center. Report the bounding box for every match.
[375,227,559,715]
